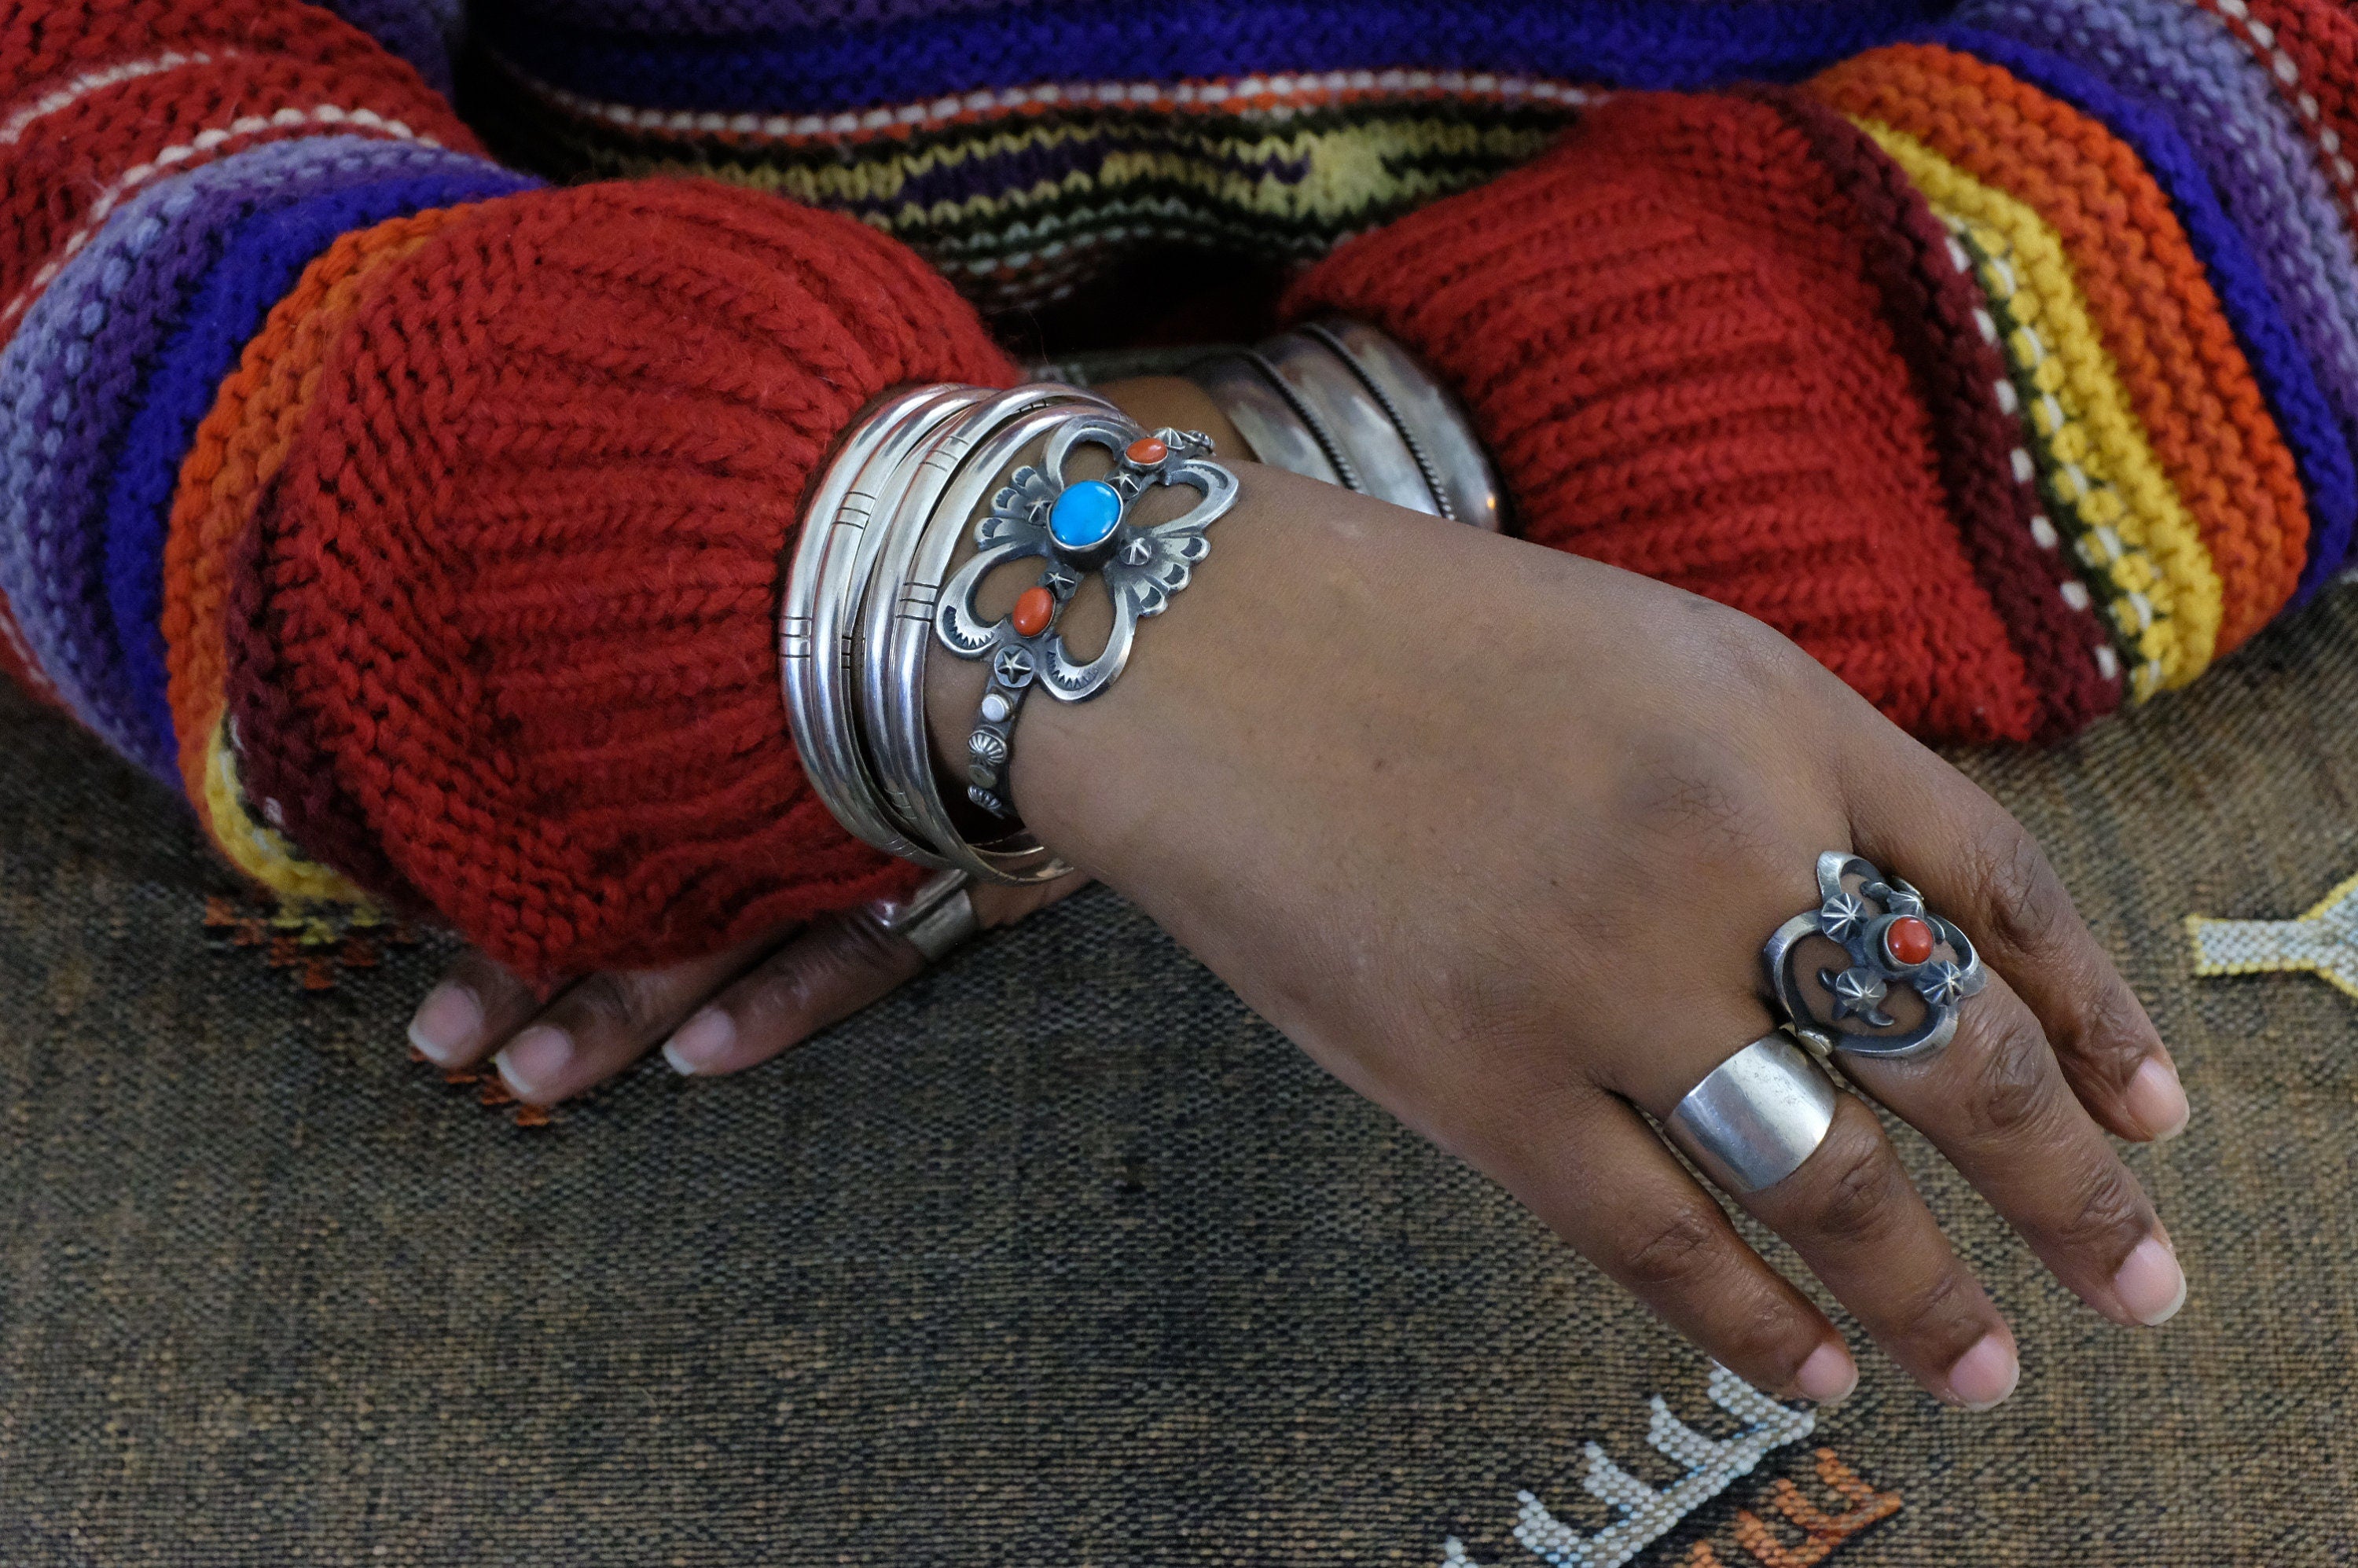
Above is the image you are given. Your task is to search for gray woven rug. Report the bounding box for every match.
[6,593,2358,1564]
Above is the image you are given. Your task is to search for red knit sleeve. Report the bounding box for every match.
[233,178,1018,980]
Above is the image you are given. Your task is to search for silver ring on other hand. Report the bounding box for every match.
[864,868,980,964]
[1763,851,1988,1063]
[1663,1033,1840,1195]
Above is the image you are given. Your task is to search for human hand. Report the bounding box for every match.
[406,872,1088,1102]
[943,398,2189,1410]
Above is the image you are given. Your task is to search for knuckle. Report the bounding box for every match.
[1959,1012,2058,1140]
[2055,1164,2150,1254]
[1619,1204,1728,1291]
[1969,821,2071,957]
[1614,731,1782,878]
[1807,1127,1908,1240]
[562,971,658,1037]
[1888,1264,1985,1350]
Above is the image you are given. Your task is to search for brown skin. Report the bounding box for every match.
[409,376,2190,1409]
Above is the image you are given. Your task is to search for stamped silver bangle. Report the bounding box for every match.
[867,392,1102,884]
[782,384,982,865]
[1185,318,1505,532]
[935,414,1236,833]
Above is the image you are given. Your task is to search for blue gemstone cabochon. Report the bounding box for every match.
[1049,479,1124,550]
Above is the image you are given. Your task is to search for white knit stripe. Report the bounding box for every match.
[2202,0,2358,208]
[0,105,434,332]
[497,56,1596,145]
[0,48,237,145]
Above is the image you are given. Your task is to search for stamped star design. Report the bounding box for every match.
[992,645,1036,686]
[2190,868,2358,1001]
[1919,960,1970,1007]
[1819,891,1872,942]
[1043,563,1079,593]
[1118,536,1153,567]
[1827,965,1889,1020]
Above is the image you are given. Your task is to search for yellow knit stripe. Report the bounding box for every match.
[1948,220,2169,699]
[202,714,373,906]
[1855,118,2220,688]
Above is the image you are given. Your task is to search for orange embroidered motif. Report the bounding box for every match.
[1673,1449,1901,1568]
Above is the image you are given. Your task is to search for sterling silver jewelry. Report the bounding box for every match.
[1186,316,1504,531]
[863,868,980,964]
[935,415,1236,820]
[1663,1032,1840,1194]
[1763,852,1989,1061]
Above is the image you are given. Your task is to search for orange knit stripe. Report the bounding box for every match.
[1811,42,2308,652]
[160,204,476,827]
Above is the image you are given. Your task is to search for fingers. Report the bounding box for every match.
[1738,1093,2022,1408]
[1842,973,2185,1330]
[663,871,1093,1077]
[489,936,777,1105]
[1844,730,2187,1144]
[659,910,927,1078]
[407,947,546,1070]
[1480,1084,1859,1405]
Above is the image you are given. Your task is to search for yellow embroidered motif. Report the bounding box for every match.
[2188,870,2358,1001]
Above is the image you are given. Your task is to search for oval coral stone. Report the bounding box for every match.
[1011,585,1055,637]
[1885,915,1935,967]
[1126,435,1169,466]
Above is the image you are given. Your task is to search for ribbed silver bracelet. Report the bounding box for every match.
[1186,316,1504,532]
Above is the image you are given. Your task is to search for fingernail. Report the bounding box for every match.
[1794,1342,1857,1405]
[407,982,482,1066]
[494,1025,572,1103]
[2112,1235,2187,1327]
[2128,1058,2190,1141]
[1945,1333,2019,1411]
[663,1009,736,1076]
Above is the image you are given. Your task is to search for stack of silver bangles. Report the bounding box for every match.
[1186,316,1504,532]
[784,381,1240,889]
[815,318,1507,953]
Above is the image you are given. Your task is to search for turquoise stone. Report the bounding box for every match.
[1049,479,1123,551]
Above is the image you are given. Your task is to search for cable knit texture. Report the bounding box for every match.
[1813,42,2297,655]
[230,179,1013,979]
[1285,91,2045,744]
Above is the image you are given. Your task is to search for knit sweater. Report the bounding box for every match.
[6,0,2358,978]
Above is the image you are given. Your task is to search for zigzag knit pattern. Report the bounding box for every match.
[233,180,1012,978]
[1812,42,2301,656]
[1284,90,2047,743]
[470,60,1590,313]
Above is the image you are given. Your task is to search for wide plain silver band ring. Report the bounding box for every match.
[1662,1033,1840,1195]
[865,869,980,964]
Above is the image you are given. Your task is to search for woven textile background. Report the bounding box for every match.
[6,593,2358,1562]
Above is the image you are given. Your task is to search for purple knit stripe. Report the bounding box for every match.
[505,0,1029,31]
[0,135,472,772]
[101,160,534,780]
[1955,0,2358,498]
[479,0,1952,115]
[316,0,457,97]
[1932,23,2358,595]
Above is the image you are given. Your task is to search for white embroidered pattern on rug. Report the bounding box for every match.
[1438,1366,1814,1568]
[2187,868,2358,1001]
